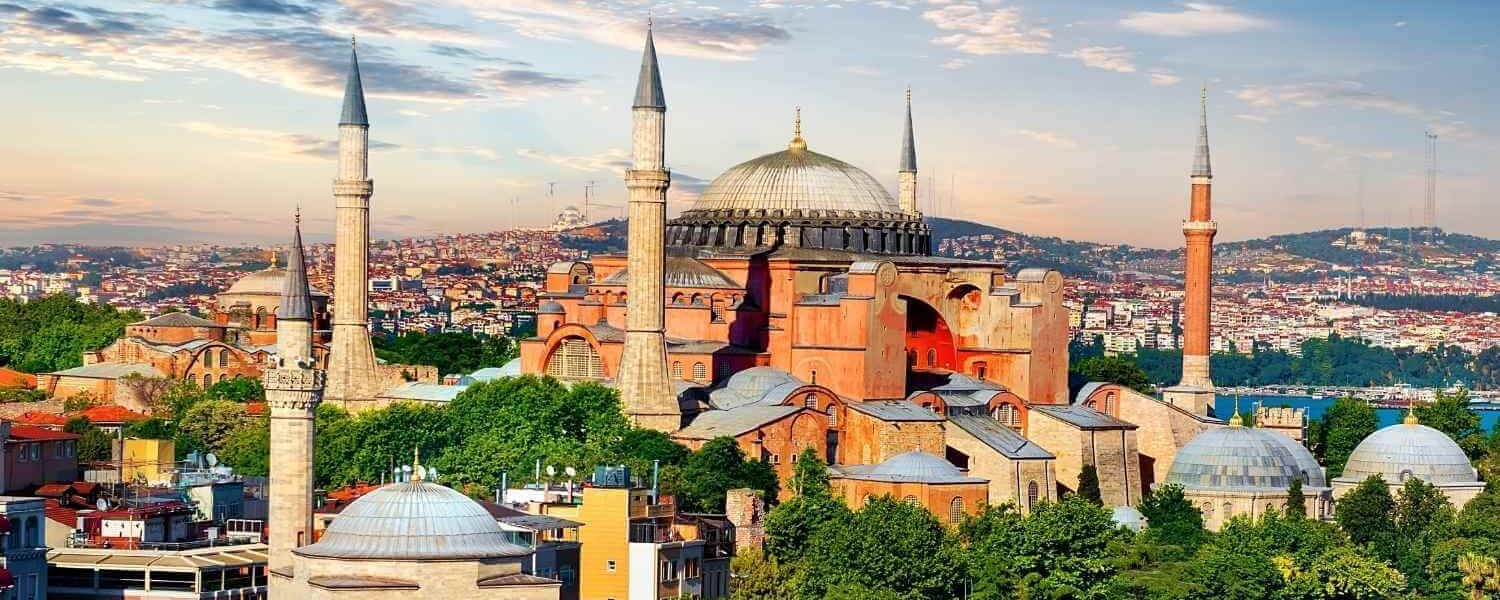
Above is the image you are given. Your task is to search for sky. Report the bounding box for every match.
[0,1,1494,248]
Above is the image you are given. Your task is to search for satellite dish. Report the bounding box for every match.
[545,465,556,477]
[206,453,219,468]
[564,466,577,478]
[96,498,109,511]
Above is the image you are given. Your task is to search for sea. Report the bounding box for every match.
[1213,394,1500,431]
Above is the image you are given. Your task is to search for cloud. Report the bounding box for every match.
[0,189,278,241]
[841,65,881,77]
[474,67,582,102]
[1148,69,1182,86]
[1394,21,1407,28]
[459,1,791,61]
[941,58,971,70]
[921,2,1052,56]
[1294,135,1394,160]
[329,0,496,47]
[1120,3,1271,37]
[1017,194,1056,206]
[1015,128,1079,150]
[1234,81,1474,138]
[209,0,320,18]
[1062,46,1135,73]
[0,49,146,82]
[516,148,631,173]
[1234,113,1270,123]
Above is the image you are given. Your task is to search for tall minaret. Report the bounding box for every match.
[898,87,919,215]
[1167,86,1218,416]
[325,38,381,407]
[617,24,680,432]
[265,212,323,583]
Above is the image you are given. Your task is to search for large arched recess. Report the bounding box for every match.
[902,295,957,376]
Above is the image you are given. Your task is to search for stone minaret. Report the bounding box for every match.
[325,38,381,408]
[1166,87,1218,416]
[265,212,323,582]
[898,87,919,215]
[618,25,680,432]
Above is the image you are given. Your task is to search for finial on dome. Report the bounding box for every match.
[788,106,806,151]
[1228,393,1243,427]
[1404,401,1420,425]
[411,446,424,481]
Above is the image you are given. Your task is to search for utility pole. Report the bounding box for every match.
[1424,131,1438,244]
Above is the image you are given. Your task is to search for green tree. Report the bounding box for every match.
[800,496,963,599]
[1287,477,1307,519]
[763,449,849,563]
[178,399,249,454]
[219,419,270,476]
[1321,397,1379,478]
[1392,476,1458,590]
[1418,388,1486,457]
[728,547,797,600]
[1335,475,1396,548]
[65,416,112,463]
[122,418,175,440]
[965,497,1121,599]
[205,376,264,402]
[1184,518,1281,600]
[672,437,778,512]
[1138,483,1206,550]
[1426,537,1500,599]
[1279,545,1408,600]
[0,295,138,373]
[1077,464,1104,505]
[1071,355,1153,394]
[1457,486,1500,541]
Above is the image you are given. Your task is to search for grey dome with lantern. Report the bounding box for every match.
[1166,417,1326,492]
[1336,415,1479,487]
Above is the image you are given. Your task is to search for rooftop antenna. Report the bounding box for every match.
[1424,131,1438,244]
[584,180,596,222]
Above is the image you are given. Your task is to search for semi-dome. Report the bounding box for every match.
[223,268,328,298]
[295,480,529,561]
[1166,424,1324,492]
[1338,418,1478,486]
[537,301,566,314]
[666,117,930,256]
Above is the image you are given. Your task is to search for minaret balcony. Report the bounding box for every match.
[264,369,325,391]
[1181,220,1218,233]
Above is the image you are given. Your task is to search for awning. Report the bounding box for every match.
[0,567,14,588]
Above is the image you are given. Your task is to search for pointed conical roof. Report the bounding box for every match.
[632,25,665,109]
[899,87,917,173]
[280,214,313,320]
[340,40,369,126]
[1192,86,1211,178]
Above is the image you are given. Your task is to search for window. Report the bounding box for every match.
[220,349,230,366]
[768,454,780,465]
[671,362,684,379]
[606,560,616,573]
[903,495,920,505]
[1223,502,1234,518]
[691,362,707,382]
[660,558,678,582]
[926,348,937,366]
[804,393,817,409]
[995,403,1020,429]
[30,444,39,461]
[202,374,212,387]
[973,362,988,380]
[204,351,214,368]
[827,405,838,427]
[1201,501,1213,520]
[685,557,701,579]
[949,497,965,524]
[1027,481,1039,508]
[545,336,605,380]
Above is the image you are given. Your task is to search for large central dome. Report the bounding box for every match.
[667,125,930,256]
[690,147,902,214]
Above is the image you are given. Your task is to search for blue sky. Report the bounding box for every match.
[0,0,1493,248]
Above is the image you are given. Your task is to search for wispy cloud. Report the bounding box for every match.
[1234,113,1270,123]
[1294,135,1393,160]
[516,148,631,173]
[1015,128,1079,150]
[1148,69,1182,86]
[941,58,971,70]
[1120,3,1271,37]
[457,1,791,61]
[1018,194,1057,206]
[1235,81,1474,138]
[1062,46,1135,73]
[922,2,1051,56]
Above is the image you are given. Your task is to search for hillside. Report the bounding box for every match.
[558,218,1499,279]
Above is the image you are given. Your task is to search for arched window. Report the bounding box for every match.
[671,362,684,379]
[1201,501,1214,520]
[219,374,229,383]
[544,336,605,380]
[973,362,988,380]
[220,349,230,366]
[926,348,937,367]
[203,351,214,368]
[1026,481,1039,508]
[827,405,838,427]
[26,516,38,547]
[804,393,817,409]
[902,495,920,506]
[690,293,705,306]
[949,497,964,524]
[692,362,707,382]
[907,350,917,367]
[1223,502,1234,519]
[994,403,1020,429]
[202,374,212,388]
[671,293,685,305]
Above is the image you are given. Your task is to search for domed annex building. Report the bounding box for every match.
[213,258,331,348]
[518,27,1244,520]
[1163,410,1331,530]
[283,464,560,599]
[1333,412,1485,508]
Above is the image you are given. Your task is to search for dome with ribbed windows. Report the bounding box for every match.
[1337,419,1478,486]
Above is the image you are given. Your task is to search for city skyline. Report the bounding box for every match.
[0,1,1494,248]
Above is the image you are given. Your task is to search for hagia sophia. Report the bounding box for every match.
[32,23,1490,600]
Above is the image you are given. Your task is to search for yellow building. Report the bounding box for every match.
[122,438,175,486]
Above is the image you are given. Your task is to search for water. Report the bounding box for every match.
[1214,394,1500,431]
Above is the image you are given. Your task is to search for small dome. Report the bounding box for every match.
[223,268,328,297]
[1166,426,1323,492]
[537,301,566,314]
[690,147,901,215]
[295,481,528,561]
[1339,422,1478,486]
[709,367,804,410]
[868,451,964,480]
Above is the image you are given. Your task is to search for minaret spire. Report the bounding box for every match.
[1192,84,1211,178]
[633,22,665,110]
[897,87,920,215]
[340,38,368,127]
[280,210,312,321]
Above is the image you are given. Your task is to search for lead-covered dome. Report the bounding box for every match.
[691,148,902,214]
[1166,425,1325,492]
[667,124,929,256]
[1338,419,1478,486]
[295,480,528,561]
